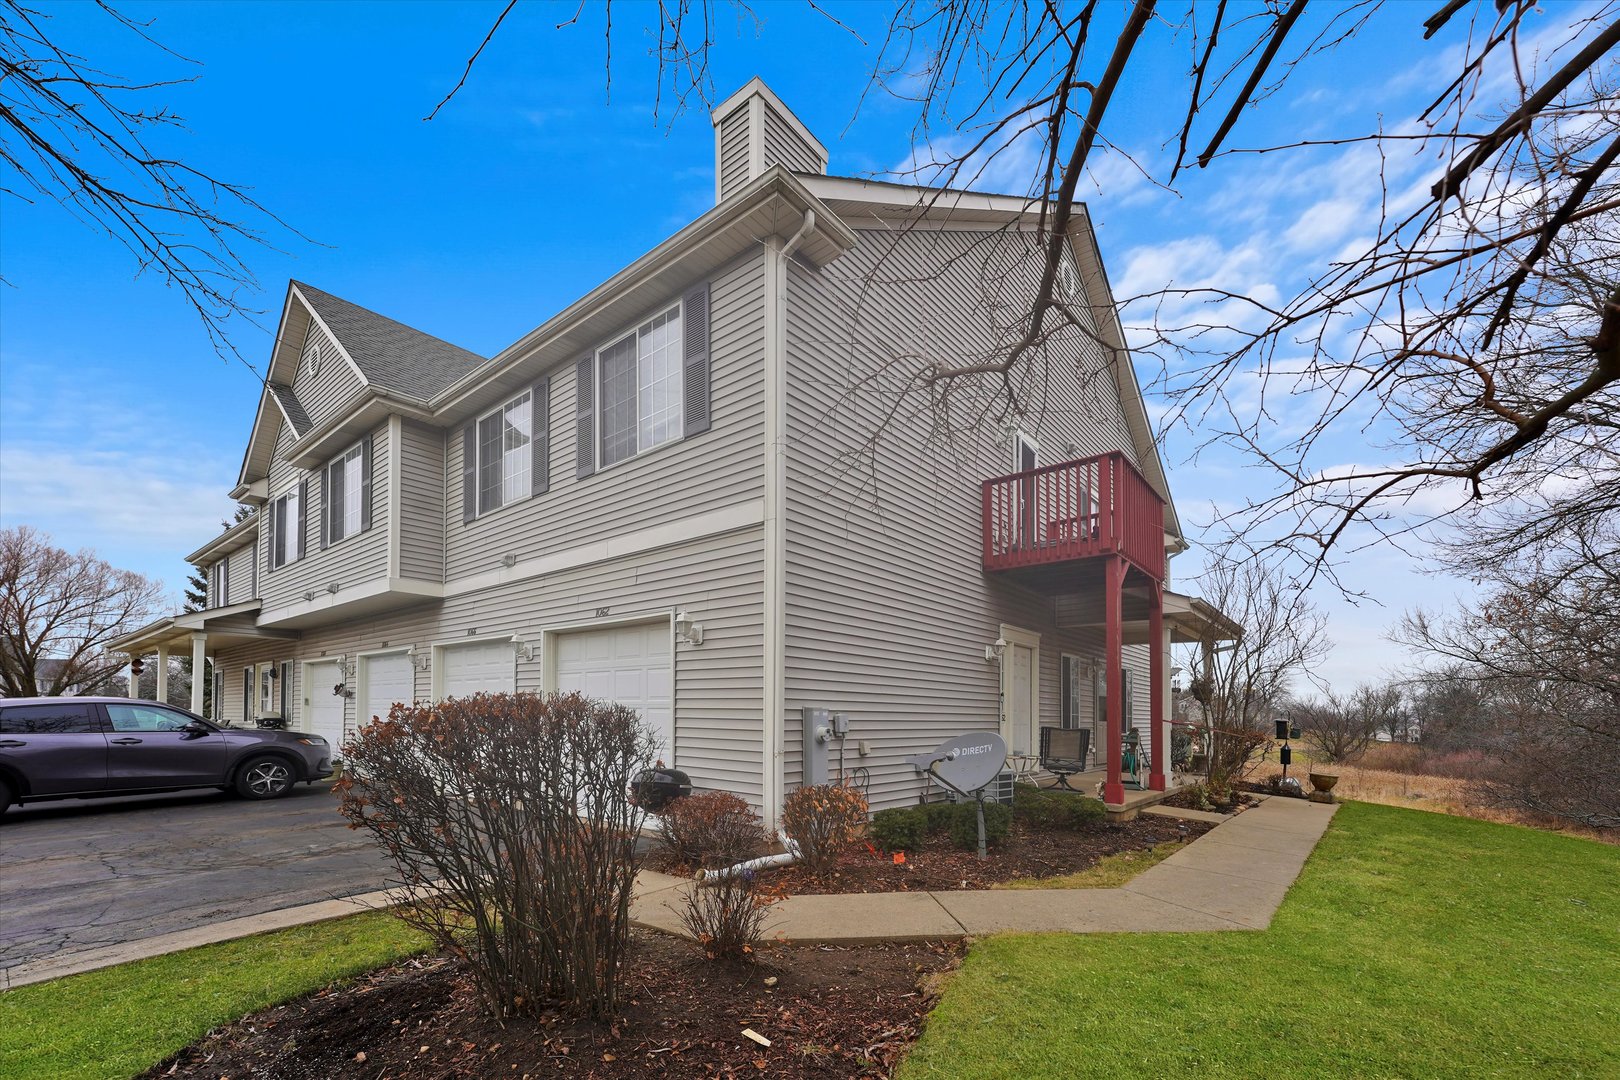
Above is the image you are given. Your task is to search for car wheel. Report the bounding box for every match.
[235,756,295,800]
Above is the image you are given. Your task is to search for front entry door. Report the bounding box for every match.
[304,660,347,753]
[1007,643,1036,756]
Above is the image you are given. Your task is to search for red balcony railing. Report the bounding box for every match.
[981,451,1165,580]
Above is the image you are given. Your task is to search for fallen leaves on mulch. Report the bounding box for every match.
[139,932,961,1080]
[654,816,1209,894]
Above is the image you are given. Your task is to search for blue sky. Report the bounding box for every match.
[2,0,1569,691]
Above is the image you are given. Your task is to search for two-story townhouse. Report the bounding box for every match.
[111,78,1239,825]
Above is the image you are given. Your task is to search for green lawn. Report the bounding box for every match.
[0,911,429,1080]
[903,802,1620,1079]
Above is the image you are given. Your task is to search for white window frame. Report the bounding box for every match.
[1013,429,1040,473]
[255,660,283,719]
[209,561,224,607]
[592,302,685,472]
[475,391,533,516]
[1059,653,1086,731]
[270,485,300,570]
[326,441,365,545]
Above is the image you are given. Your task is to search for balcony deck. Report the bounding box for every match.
[981,451,1166,582]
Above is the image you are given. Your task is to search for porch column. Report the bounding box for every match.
[189,633,207,714]
[1103,555,1126,805]
[127,655,144,700]
[1147,583,1166,791]
[155,644,170,704]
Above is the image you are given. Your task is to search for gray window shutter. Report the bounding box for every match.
[360,433,375,532]
[221,557,229,605]
[531,377,550,496]
[280,661,293,720]
[575,355,595,479]
[682,281,712,437]
[319,465,330,550]
[296,480,308,560]
[461,424,477,523]
[251,527,259,595]
[266,499,279,572]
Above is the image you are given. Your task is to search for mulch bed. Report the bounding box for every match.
[1160,787,1257,814]
[140,931,961,1080]
[654,816,1210,894]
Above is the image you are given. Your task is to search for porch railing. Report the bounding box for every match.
[981,451,1165,580]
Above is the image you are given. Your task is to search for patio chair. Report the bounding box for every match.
[1039,727,1091,791]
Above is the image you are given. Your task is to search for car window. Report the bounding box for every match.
[105,704,195,733]
[0,703,102,734]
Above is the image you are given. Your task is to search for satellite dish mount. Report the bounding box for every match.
[908,731,1008,860]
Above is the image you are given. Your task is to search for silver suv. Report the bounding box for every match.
[0,697,333,814]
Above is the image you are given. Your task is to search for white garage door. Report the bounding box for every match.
[439,640,517,700]
[362,652,416,727]
[554,622,673,759]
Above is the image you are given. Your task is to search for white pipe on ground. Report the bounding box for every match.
[696,839,801,884]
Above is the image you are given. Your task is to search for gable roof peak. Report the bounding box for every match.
[289,280,489,403]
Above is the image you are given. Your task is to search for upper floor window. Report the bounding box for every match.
[267,483,304,570]
[324,439,370,545]
[477,391,532,514]
[598,305,683,468]
[209,560,225,607]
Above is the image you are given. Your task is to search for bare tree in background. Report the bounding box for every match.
[0,0,302,362]
[1398,523,1619,830]
[0,526,163,697]
[427,1,1618,581]
[1181,552,1329,791]
[1287,691,1376,765]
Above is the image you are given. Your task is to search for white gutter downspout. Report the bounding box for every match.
[762,209,815,837]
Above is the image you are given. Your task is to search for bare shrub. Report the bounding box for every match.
[779,783,868,875]
[656,790,766,869]
[681,870,777,964]
[335,692,654,1019]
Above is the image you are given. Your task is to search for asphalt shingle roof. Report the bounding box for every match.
[293,281,488,402]
[266,383,312,437]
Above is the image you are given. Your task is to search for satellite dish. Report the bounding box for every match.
[909,731,1008,795]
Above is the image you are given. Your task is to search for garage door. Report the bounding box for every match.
[554,622,673,759]
[362,652,416,727]
[439,640,517,700]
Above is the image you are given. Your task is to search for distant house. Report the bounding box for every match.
[110,79,1238,824]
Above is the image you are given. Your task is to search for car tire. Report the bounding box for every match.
[234,755,295,800]
[0,776,13,815]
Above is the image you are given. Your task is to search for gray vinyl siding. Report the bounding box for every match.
[717,108,752,201]
[762,106,821,174]
[780,228,1154,811]
[289,317,365,428]
[225,542,258,604]
[211,528,767,808]
[398,419,446,582]
[259,421,391,615]
[442,250,767,584]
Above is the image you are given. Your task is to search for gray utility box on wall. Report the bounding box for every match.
[801,706,847,786]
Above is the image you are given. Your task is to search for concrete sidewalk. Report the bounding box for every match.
[632,795,1338,943]
[5,796,1337,990]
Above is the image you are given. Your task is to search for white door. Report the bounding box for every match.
[1006,643,1036,756]
[362,652,415,727]
[554,622,673,761]
[439,640,517,700]
[303,660,347,753]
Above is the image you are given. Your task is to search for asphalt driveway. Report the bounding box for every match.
[0,782,395,974]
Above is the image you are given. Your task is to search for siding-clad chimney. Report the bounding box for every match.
[711,77,828,204]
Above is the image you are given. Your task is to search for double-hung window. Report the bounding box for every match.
[597,305,684,468]
[325,441,365,544]
[268,484,303,570]
[477,391,532,515]
[209,561,225,607]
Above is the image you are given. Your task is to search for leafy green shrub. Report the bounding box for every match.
[920,799,957,832]
[870,806,929,852]
[1013,783,1106,830]
[947,800,1012,850]
[780,783,869,874]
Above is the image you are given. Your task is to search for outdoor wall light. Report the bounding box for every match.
[501,553,517,568]
[674,610,704,646]
[984,637,1008,663]
[302,590,316,602]
[412,652,432,672]
[511,637,534,661]
[326,581,341,594]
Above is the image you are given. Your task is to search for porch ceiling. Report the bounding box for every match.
[108,601,299,656]
[1055,587,1242,644]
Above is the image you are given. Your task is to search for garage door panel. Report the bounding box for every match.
[363,653,416,727]
[554,622,672,759]
[440,641,516,700]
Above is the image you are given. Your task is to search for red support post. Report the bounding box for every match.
[1103,555,1126,806]
[1148,581,1166,791]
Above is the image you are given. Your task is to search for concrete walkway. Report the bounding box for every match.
[4,796,1336,990]
[632,795,1338,942]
